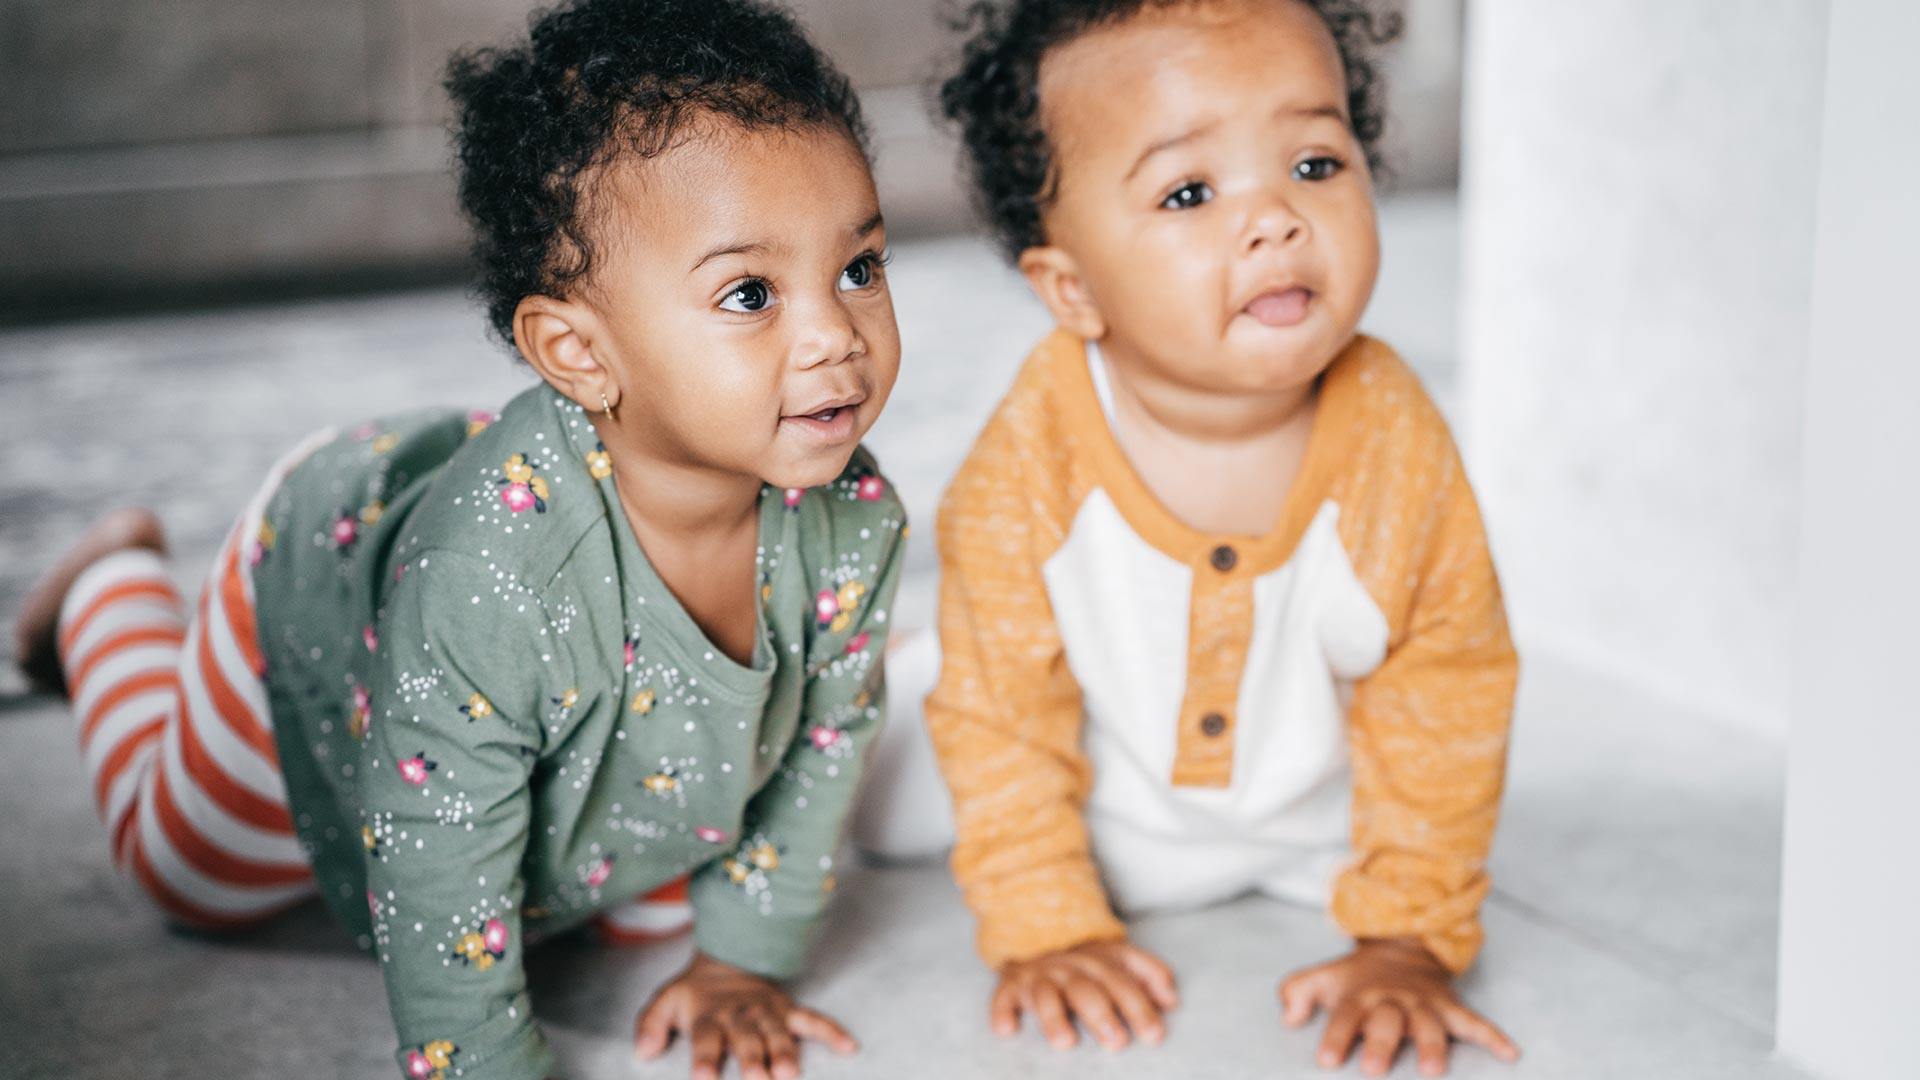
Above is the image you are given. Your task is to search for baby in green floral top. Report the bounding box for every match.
[12,2,906,1078]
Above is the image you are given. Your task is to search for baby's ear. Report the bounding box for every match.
[1018,246,1107,340]
[512,295,617,413]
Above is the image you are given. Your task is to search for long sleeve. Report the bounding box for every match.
[1331,450,1518,974]
[689,494,909,979]
[360,550,558,1080]
[923,436,1126,969]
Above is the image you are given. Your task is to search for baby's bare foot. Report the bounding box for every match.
[13,508,168,696]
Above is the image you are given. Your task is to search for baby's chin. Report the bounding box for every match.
[755,444,863,494]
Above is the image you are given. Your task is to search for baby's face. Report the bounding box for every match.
[583,122,900,489]
[1033,0,1379,395]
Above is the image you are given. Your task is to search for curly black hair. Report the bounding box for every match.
[938,0,1402,261]
[446,0,871,345]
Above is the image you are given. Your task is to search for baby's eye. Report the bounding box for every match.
[838,252,887,292]
[720,279,773,313]
[1159,181,1213,211]
[1293,156,1345,182]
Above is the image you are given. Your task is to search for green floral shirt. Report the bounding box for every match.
[250,384,907,1080]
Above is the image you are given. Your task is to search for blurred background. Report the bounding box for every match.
[1,2,1912,1079]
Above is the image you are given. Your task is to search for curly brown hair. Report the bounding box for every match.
[446,0,870,346]
[937,0,1402,261]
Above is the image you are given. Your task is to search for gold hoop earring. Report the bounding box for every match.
[599,392,616,422]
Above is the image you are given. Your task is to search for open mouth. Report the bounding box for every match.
[780,394,866,443]
[1242,286,1314,328]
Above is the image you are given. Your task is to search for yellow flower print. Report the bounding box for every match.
[748,840,781,872]
[823,873,838,894]
[504,454,534,483]
[724,857,750,884]
[459,694,493,720]
[641,770,681,796]
[585,446,613,481]
[361,825,378,851]
[454,931,496,971]
[358,500,385,526]
[370,433,399,455]
[555,688,579,709]
[837,580,867,609]
[257,521,276,551]
[761,583,774,603]
[631,689,656,715]
[529,475,550,502]
[405,1039,459,1080]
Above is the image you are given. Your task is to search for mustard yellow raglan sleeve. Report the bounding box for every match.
[1331,443,1518,974]
[923,418,1127,970]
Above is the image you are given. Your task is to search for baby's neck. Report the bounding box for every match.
[1097,344,1320,539]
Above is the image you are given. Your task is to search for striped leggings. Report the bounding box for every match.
[58,473,690,939]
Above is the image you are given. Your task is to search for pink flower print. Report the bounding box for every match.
[466,409,497,438]
[623,634,638,668]
[809,725,846,752]
[404,1050,433,1079]
[349,685,372,740]
[331,513,358,550]
[783,487,805,510]
[815,588,840,628]
[397,753,437,786]
[495,453,550,514]
[856,474,886,501]
[352,421,380,441]
[583,856,614,889]
[362,625,378,653]
[499,483,536,514]
[482,918,509,957]
[845,631,870,655]
[695,826,728,845]
[367,889,382,919]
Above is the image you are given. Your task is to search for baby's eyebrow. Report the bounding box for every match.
[1125,120,1220,183]
[690,239,773,273]
[1122,102,1350,183]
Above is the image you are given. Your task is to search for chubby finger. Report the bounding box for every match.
[1060,974,1128,1051]
[725,1017,771,1080]
[1027,981,1077,1050]
[787,1007,860,1054]
[990,978,1024,1038]
[1317,999,1366,1069]
[1279,967,1333,1028]
[1118,945,1180,1009]
[758,1013,802,1080]
[1408,1004,1450,1077]
[1357,1002,1407,1078]
[1438,1001,1520,1063]
[1076,958,1164,1046]
[689,1018,726,1080]
[634,992,680,1060]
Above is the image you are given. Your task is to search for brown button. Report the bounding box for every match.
[1209,544,1239,572]
[1199,712,1228,737]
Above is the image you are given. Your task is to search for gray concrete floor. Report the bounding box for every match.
[0,199,1814,1078]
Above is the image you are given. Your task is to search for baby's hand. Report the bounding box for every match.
[633,952,857,1080]
[1278,938,1519,1077]
[991,939,1179,1051]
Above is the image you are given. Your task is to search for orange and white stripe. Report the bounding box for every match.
[594,877,694,945]
[55,433,335,928]
[57,521,314,928]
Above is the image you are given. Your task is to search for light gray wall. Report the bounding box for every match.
[1458,0,1830,737]
[1,0,1464,310]
[1775,1,1920,1075]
